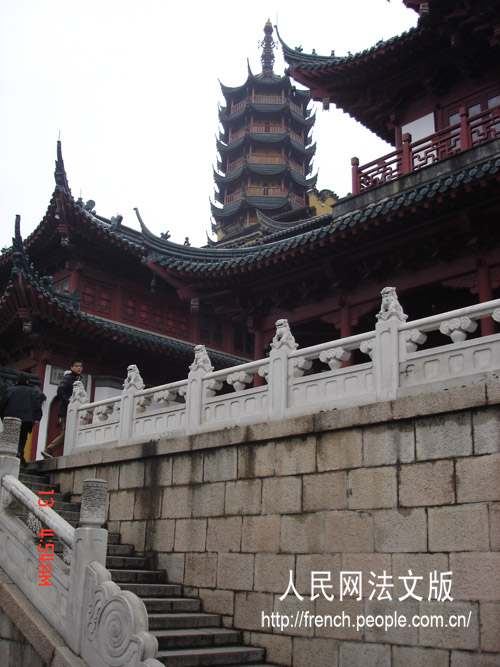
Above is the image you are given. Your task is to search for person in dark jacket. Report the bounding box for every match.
[0,372,44,463]
[41,359,83,459]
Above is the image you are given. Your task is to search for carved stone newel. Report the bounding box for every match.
[80,479,108,527]
[271,319,298,350]
[376,287,408,322]
[123,365,145,392]
[0,417,21,456]
[190,345,214,373]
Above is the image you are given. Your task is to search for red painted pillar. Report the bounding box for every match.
[351,157,360,196]
[340,303,353,367]
[401,133,412,174]
[254,329,264,361]
[477,262,495,336]
[30,359,47,461]
[253,328,265,387]
[460,106,472,151]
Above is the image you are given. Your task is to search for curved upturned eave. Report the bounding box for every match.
[141,154,500,277]
[216,136,245,154]
[213,166,244,185]
[277,23,419,73]
[219,106,247,125]
[1,264,242,368]
[290,170,318,188]
[210,198,246,220]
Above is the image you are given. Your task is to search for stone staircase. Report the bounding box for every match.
[18,466,276,667]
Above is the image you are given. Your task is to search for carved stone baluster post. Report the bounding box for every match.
[374,287,407,402]
[69,478,108,655]
[185,346,213,435]
[268,319,298,421]
[119,365,144,447]
[64,381,88,457]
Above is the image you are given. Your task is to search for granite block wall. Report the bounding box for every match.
[50,380,500,666]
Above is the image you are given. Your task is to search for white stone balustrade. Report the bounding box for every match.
[439,316,478,342]
[63,291,500,455]
[0,439,162,666]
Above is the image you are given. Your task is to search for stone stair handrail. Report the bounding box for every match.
[0,421,163,666]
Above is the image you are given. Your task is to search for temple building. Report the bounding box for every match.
[211,20,318,246]
[0,145,250,459]
[0,1,499,460]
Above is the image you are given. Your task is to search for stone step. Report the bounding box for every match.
[120,582,183,597]
[51,500,81,512]
[19,464,50,484]
[148,613,221,630]
[17,468,273,665]
[106,554,154,569]
[143,597,201,614]
[156,645,265,666]
[106,543,136,556]
[21,479,61,493]
[108,568,167,584]
[154,627,240,650]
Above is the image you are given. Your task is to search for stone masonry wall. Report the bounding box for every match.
[48,379,500,666]
[0,607,45,667]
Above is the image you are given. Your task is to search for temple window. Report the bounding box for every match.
[152,306,163,329]
[234,327,254,355]
[53,278,70,294]
[178,313,188,336]
[81,281,96,310]
[97,286,112,314]
[401,112,435,141]
[199,316,224,347]
[443,86,500,129]
[138,302,149,324]
[124,296,136,321]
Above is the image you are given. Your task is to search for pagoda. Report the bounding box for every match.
[211,20,317,246]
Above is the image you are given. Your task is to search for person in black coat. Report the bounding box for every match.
[0,372,44,463]
[41,359,83,458]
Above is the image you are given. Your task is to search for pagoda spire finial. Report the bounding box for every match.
[259,19,277,75]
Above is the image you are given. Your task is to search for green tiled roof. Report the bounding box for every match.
[143,155,500,274]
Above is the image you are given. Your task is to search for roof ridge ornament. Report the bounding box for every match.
[54,139,71,194]
[259,19,277,75]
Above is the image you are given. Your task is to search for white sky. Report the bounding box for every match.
[0,0,417,251]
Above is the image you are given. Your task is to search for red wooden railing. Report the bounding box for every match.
[290,160,305,175]
[226,155,286,173]
[225,190,242,204]
[291,193,306,206]
[290,101,303,116]
[247,186,287,197]
[251,94,285,105]
[352,105,500,195]
[227,126,307,145]
[228,95,305,117]
[227,157,244,173]
[230,99,247,114]
[248,155,285,165]
[224,186,289,205]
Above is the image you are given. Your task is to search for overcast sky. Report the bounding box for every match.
[0,0,417,251]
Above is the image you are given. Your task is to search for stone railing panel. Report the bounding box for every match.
[399,336,500,390]
[62,293,500,452]
[81,561,162,667]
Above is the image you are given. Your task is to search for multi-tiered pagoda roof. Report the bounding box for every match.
[211,20,317,247]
